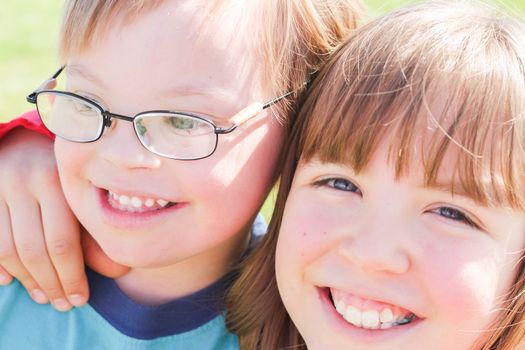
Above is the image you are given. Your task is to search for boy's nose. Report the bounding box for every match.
[97,119,161,169]
[337,212,411,275]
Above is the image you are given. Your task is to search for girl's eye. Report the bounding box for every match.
[317,178,362,195]
[433,206,478,228]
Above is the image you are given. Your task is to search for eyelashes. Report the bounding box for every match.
[312,176,480,230]
[429,206,479,229]
[314,177,362,195]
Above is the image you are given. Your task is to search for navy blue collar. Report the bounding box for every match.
[87,268,234,339]
[85,214,266,339]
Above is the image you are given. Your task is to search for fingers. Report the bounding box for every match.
[82,229,130,278]
[40,190,89,307]
[0,199,45,303]
[0,265,13,286]
[0,201,14,286]
[8,197,73,311]
[0,128,89,311]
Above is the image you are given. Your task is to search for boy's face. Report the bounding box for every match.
[54,1,283,276]
[276,143,525,350]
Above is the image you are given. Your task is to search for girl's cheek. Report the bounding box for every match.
[279,196,342,263]
[423,250,502,319]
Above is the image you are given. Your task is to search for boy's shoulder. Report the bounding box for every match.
[0,279,238,350]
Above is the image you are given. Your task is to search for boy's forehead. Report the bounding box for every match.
[67,0,268,115]
[92,0,259,55]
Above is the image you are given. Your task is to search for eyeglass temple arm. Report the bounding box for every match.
[219,89,298,134]
[27,66,65,104]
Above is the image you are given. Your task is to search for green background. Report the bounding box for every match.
[1,0,525,121]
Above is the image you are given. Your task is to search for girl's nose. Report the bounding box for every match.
[97,119,161,169]
[337,214,411,275]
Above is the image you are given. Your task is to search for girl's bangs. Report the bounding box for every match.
[296,11,525,209]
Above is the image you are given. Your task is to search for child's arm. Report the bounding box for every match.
[0,113,128,311]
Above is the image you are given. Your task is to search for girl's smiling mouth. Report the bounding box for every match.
[329,288,421,330]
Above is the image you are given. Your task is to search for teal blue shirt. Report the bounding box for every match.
[0,275,238,350]
[0,215,267,349]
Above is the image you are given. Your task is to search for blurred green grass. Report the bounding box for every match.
[0,1,62,121]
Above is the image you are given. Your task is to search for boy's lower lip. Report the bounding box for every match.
[95,187,188,229]
[316,287,421,343]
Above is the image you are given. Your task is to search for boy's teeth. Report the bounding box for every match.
[119,195,130,205]
[107,190,171,212]
[157,199,169,207]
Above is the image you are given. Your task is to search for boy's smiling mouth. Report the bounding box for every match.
[329,288,419,330]
[107,190,173,213]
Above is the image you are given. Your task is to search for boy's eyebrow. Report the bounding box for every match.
[163,86,237,101]
[66,64,107,89]
[67,64,236,103]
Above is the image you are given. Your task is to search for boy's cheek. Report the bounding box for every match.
[54,138,90,173]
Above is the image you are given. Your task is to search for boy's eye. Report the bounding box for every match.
[71,100,97,115]
[432,206,478,228]
[317,178,362,195]
[167,116,197,130]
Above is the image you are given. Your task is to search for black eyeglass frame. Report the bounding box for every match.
[27,66,294,160]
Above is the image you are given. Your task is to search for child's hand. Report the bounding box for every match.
[0,128,87,311]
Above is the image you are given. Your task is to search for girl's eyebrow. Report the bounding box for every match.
[425,180,498,205]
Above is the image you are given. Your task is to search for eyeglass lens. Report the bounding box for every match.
[35,91,218,159]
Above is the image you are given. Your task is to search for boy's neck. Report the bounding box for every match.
[113,230,250,305]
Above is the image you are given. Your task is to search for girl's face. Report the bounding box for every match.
[276,143,525,350]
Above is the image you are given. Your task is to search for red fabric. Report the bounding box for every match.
[0,110,55,140]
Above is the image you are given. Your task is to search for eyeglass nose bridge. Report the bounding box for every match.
[101,111,135,130]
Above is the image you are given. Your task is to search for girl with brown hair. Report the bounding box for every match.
[227,1,525,349]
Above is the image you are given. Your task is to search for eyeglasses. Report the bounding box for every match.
[27,67,292,160]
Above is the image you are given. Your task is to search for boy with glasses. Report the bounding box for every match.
[0,0,362,348]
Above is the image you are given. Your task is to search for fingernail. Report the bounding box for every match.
[0,273,10,285]
[30,289,49,304]
[68,294,85,307]
[52,298,72,312]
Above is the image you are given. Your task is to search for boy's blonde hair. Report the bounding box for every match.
[58,0,364,123]
[228,1,525,349]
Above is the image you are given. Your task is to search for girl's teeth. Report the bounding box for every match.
[336,300,346,314]
[380,308,394,323]
[332,293,416,330]
[362,310,380,329]
[344,306,362,327]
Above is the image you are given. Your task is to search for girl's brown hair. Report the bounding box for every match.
[227,1,525,349]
